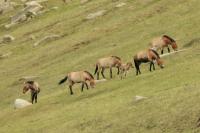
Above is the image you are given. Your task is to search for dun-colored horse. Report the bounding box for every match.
[133,49,164,75]
[150,35,178,54]
[119,62,134,79]
[23,81,40,104]
[94,56,121,79]
[58,71,95,95]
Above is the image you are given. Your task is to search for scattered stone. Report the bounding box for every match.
[0,52,12,59]
[95,79,107,83]
[80,0,89,4]
[134,95,147,102]
[1,34,15,43]
[86,10,106,20]
[33,34,61,46]
[116,2,126,8]
[14,99,32,109]
[51,6,58,10]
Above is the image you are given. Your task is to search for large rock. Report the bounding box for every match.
[5,1,44,29]
[14,99,32,109]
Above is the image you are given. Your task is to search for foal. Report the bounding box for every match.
[23,81,40,104]
[58,71,95,95]
[119,62,134,79]
[133,49,164,75]
[94,56,121,79]
[150,35,178,54]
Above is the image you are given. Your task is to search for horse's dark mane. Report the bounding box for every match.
[84,71,94,79]
[163,35,175,42]
[26,81,34,85]
[150,49,160,59]
[111,56,121,60]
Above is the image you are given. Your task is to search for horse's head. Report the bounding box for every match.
[90,79,95,88]
[157,59,164,69]
[171,42,178,51]
[23,84,30,94]
[127,62,134,68]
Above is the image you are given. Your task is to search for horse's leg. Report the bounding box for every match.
[101,68,106,79]
[31,92,34,104]
[153,62,155,70]
[138,63,141,74]
[150,62,152,72]
[69,85,73,95]
[81,83,85,92]
[97,69,100,80]
[161,48,164,54]
[85,83,89,90]
[110,67,113,78]
[168,46,170,53]
[117,67,120,75]
[35,93,38,103]
[125,70,127,77]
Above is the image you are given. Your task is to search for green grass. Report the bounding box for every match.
[0,0,200,132]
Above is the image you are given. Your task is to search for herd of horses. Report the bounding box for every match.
[22,35,178,104]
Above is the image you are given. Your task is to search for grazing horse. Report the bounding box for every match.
[150,35,178,54]
[58,71,95,95]
[133,49,164,75]
[119,62,134,79]
[23,81,40,104]
[94,56,121,79]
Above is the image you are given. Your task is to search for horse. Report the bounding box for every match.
[94,56,121,79]
[119,62,134,79]
[133,49,164,75]
[23,81,40,104]
[58,71,95,95]
[149,35,178,54]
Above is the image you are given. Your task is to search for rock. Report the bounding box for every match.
[2,35,15,43]
[51,6,58,10]
[0,52,12,59]
[95,79,107,83]
[116,2,126,8]
[80,0,89,4]
[86,10,106,20]
[14,99,32,109]
[33,34,61,46]
[134,95,147,102]
[5,1,44,29]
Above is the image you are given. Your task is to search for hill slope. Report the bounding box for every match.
[0,0,200,133]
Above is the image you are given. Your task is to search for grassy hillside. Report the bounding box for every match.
[0,0,200,132]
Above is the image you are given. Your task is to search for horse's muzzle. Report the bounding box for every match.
[160,65,165,69]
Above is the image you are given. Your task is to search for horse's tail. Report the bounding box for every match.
[58,76,68,85]
[94,64,98,75]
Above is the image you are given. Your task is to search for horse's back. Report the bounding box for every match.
[68,71,85,82]
[97,57,115,67]
[150,37,164,50]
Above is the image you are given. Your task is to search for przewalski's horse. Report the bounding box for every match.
[58,71,95,95]
[119,62,134,79]
[23,81,40,104]
[94,56,122,79]
[150,35,178,54]
[133,49,164,75]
